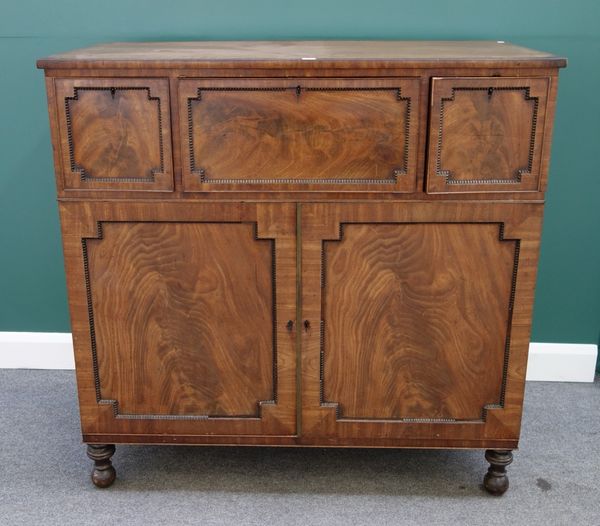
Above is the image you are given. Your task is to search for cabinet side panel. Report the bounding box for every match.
[44,77,66,194]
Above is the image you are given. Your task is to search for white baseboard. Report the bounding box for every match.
[0,332,75,369]
[0,332,597,382]
[526,342,597,382]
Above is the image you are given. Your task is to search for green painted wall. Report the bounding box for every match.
[0,1,598,344]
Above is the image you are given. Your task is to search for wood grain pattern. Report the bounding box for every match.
[301,202,543,445]
[54,78,173,191]
[37,43,564,460]
[427,77,549,193]
[42,65,560,202]
[86,221,275,418]
[321,222,517,421]
[60,201,297,437]
[180,78,419,192]
[67,90,160,181]
[36,40,567,70]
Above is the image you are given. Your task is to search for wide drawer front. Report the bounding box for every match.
[54,78,174,192]
[427,77,550,193]
[179,78,420,192]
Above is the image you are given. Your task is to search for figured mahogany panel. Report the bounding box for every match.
[54,78,173,191]
[427,77,549,193]
[300,201,545,446]
[61,201,298,438]
[85,221,275,417]
[180,78,419,192]
[321,222,517,421]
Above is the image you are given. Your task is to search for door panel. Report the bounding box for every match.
[87,222,275,418]
[322,223,514,421]
[179,78,420,192]
[427,77,549,193]
[300,202,542,446]
[60,201,296,437]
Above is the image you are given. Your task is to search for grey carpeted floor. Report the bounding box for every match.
[0,371,598,525]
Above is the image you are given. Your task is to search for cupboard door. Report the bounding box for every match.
[60,202,296,440]
[54,78,174,192]
[300,202,542,448]
[179,78,420,193]
[427,77,550,193]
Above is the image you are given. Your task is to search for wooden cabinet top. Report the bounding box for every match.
[37,40,566,70]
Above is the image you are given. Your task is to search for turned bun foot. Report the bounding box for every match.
[483,449,513,495]
[86,444,116,488]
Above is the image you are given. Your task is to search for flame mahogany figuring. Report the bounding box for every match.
[38,41,565,492]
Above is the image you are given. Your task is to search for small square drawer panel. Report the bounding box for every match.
[427,77,550,193]
[179,78,420,192]
[54,78,174,192]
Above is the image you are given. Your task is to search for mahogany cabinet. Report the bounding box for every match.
[37,41,566,493]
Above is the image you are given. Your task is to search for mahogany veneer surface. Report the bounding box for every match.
[37,40,566,69]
